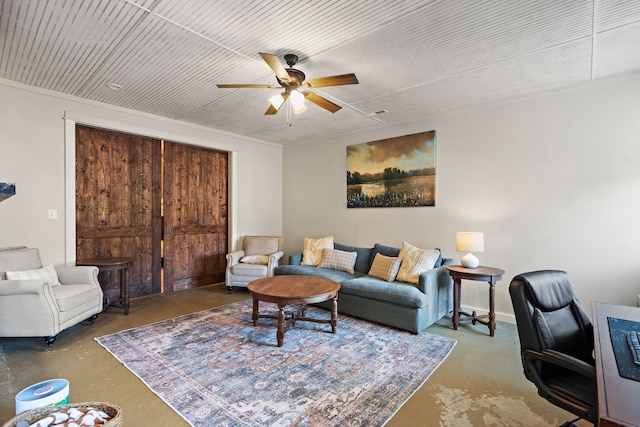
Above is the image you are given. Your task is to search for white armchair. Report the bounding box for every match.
[0,247,103,348]
[225,236,284,293]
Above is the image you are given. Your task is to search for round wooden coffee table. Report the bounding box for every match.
[247,275,340,347]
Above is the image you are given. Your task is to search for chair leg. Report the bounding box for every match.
[88,314,99,323]
[44,335,56,348]
[227,286,233,294]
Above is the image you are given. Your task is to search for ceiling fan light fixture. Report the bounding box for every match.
[218,52,358,117]
[269,93,285,109]
[290,89,305,111]
[293,103,307,115]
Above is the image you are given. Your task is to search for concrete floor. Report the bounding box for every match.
[0,283,590,426]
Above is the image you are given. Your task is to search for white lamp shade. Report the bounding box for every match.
[455,232,484,253]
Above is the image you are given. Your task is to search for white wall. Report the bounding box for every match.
[0,80,282,266]
[282,74,640,322]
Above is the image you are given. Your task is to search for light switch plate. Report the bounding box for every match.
[48,209,58,220]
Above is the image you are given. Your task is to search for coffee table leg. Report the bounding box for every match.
[331,295,338,333]
[252,298,259,326]
[277,302,285,347]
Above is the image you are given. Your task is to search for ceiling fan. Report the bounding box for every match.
[216,53,359,115]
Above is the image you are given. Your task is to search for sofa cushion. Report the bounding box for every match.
[275,264,362,283]
[244,237,279,256]
[301,236,334,266]
[5,264,61,286]
[231,263,268,277]
[0,248,42,279]
[368,254,401,282]
[334,243,372,274]
[396,242,440,284]
[340,276,427,308]
[318,248,357,274]
[52,284,101,312]
[370,243,401,270]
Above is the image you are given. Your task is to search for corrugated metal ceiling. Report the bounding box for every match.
[1,0,639,145]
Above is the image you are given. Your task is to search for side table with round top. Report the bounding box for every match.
[446,265,505,337]
[77,257,135,315]
[247,275,341,347]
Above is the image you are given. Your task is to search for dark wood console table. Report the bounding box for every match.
[592,302,640,427]
[77,257,135,315]
[446,265,505,337]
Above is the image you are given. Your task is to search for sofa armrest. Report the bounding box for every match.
[0,279,60,337]
[267,251,285,275]
[56,266,99,286]
[417,265,453,296]
[0,279,53,296]
[289,253,302,265]
[226,250,245,267]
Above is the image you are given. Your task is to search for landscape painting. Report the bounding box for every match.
[347,131,436,208]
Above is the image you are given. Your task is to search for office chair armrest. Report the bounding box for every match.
[524,348,596,380]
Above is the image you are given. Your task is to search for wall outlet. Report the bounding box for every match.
[48,209,58,220]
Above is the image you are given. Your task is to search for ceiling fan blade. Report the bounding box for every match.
[304,73,359,88]
[259,52,290,82]
[265,93,289,115]
[216,84,277,89]
[304,92,342,113]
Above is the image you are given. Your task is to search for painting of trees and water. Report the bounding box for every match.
[347,131,436,208]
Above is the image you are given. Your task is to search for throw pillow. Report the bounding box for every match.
[396,242,440,284]
[5,264,61,286]
[368,254,402,282]
[369,243,401,270]
[318,248,358,274]
[334,243,372,274]
[240,255,270,265]
[301,236,334,266]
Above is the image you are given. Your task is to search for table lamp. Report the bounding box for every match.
[456,232,484,269]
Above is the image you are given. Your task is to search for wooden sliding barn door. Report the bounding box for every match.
[76,126,228,296]
[163,142,228,292]
[75,125,162,298]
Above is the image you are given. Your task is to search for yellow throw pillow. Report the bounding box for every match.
[396,242,440,284]
[368,254,402,282]
[301,236,334,266]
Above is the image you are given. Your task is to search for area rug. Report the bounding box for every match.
[95,300,456,426]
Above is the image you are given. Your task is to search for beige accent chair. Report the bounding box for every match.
[0,247,103,348]
[225,236,284,293]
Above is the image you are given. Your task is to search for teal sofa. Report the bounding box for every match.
[274,243,454,334]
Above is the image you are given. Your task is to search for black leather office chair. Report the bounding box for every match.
[509,270,598,426]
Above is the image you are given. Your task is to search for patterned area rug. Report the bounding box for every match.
[95,300,456,426]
